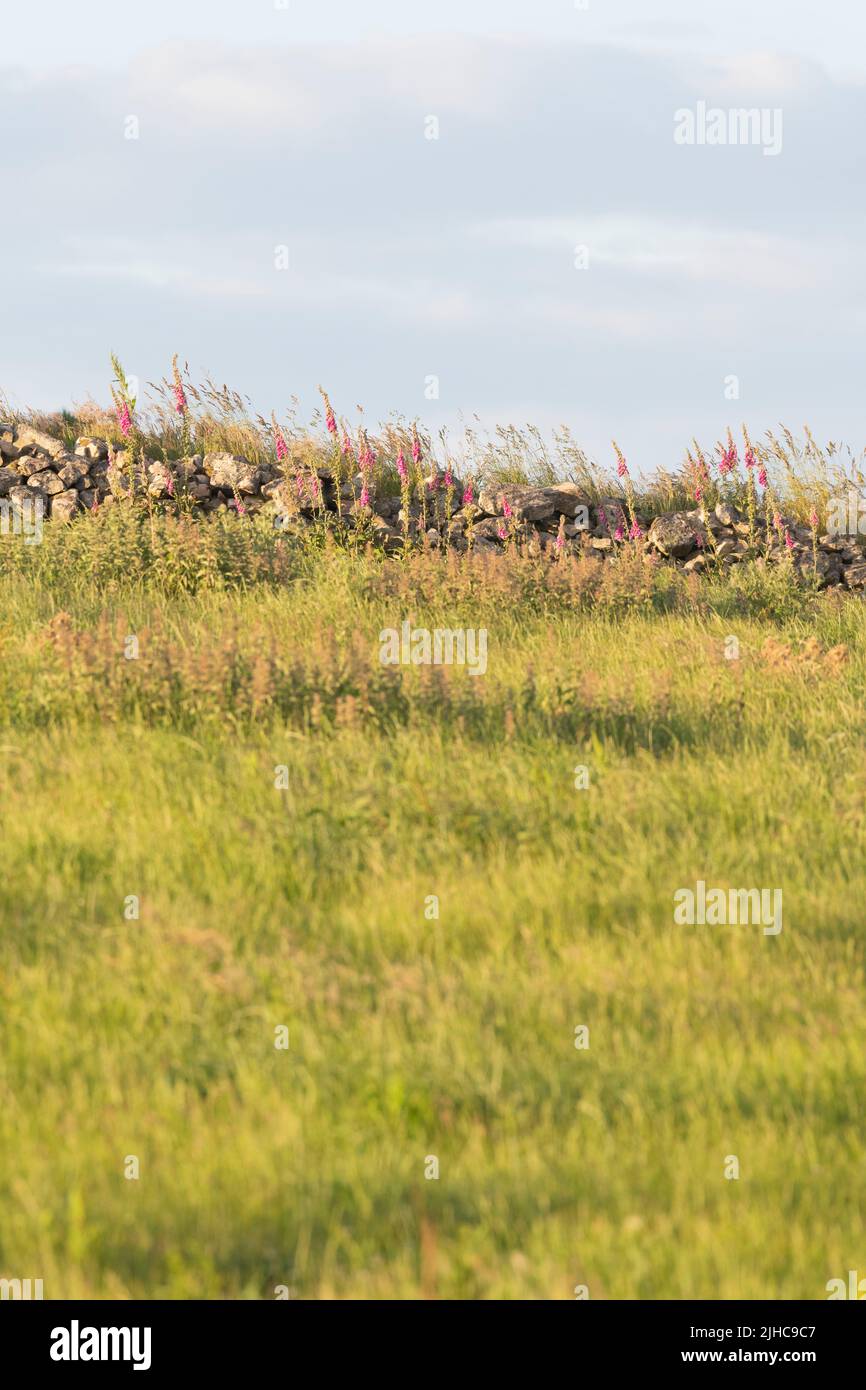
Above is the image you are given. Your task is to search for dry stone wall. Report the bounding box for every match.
[1,423,863,588]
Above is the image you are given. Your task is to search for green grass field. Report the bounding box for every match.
[1,510,865,1299]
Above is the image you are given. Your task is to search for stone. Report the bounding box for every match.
[16,455,48,478]
[647,512,701,559]
[28,469,65,496]
[540,483,590,518]
[146,462,177,498]
[0,466,19,496]
[683,553,708,574]
[13,425,67,461]
[74,436,109,461]
[714,539,737,559]
[50,489,81,522]
[57,458,88,487]
[715,500,741,527]
[203,452,261,494]
[477,484,555,522]
[472,517,508,543]
[843,562,866,589]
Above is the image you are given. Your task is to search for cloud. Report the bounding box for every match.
[2,31,866,467]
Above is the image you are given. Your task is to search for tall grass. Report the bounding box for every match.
[0,507,865,1297]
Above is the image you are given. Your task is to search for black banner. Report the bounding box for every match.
[0,1299,861,1374]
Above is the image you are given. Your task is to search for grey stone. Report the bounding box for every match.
[647,512,701,558]
[50,489,81,522]
[28,469,65,496]
[14,425,67,460]
[203,452,261,494]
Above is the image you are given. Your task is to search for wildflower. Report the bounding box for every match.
[497,526,507,540]
[444,465,453,490]
[117,401,131,437]
[318,386,337,436]
[462,483,474,507]
[694,486,703,502]
[784,529,794,550]
[757,467,769,489]
[614,524,624,541]
[617,457,628,479]
[274,429,288,462]
[744,448,756,470]
[809,507,819,529]
[411,425,422,466]
[629,520,643,540]
[396,448,408,481]
[360,485,370,508]
[341,429,353,458]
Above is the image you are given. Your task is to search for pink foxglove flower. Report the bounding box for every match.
[614,524,625,541]
[502,498,513,520]
[744,448,756,470]
[617,458,628,479]
[117,401,131,437]
[275,429,288,462]
[809,507,819,529]
[784,529,794,550]
[497,525,507,540]
[396,448,408,481]
[629,521,643,540]
[341,430,352,458]
[758,467,769,489]
[462,484,474,506]
[360,485,370,508]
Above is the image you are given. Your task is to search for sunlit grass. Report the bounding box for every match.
[0,516,864,1299]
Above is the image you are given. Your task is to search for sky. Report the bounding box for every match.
[2,1,865,471]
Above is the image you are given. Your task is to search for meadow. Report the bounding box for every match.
[1,495,865,1300]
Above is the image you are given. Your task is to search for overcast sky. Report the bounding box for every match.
[2,2,864,470]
